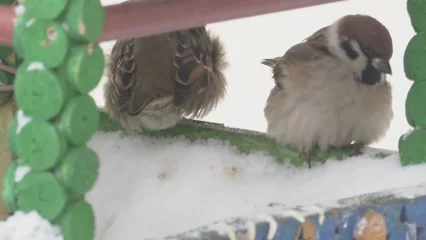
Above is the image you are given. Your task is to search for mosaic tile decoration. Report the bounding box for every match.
[161,184,426,240]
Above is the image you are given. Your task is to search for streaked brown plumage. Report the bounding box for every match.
[104,27,228,131]
[262,14,394,167]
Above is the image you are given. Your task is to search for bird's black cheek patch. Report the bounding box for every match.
[360,62,382,85]
[340,40,358,60]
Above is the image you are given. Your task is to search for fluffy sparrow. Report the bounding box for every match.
[262,14,393,167]
[104,26,228,131]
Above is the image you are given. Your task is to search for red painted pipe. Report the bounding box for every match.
[0,85,13,91]
[0,0,342,46]
[0,6,14,46]
[0,63,16,74]
[100,0,343,42]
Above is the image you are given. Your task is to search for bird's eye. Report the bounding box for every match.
[362,45,373,54]
[340,36,350,44]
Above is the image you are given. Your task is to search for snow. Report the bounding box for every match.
[86,132,426,239]
[0,211,63,240]
[13,5,25,16]
[1,0,425,239]
[16,110,32,134]
[14,166,30,182]
[27,62,45,71]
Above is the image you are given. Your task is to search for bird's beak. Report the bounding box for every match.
[372,58,392,75]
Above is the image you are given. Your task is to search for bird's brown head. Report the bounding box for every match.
[337,14,393,79]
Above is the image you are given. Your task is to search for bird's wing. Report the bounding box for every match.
[170,27,215,106]
[108,39,159,116]
[303,26,329,49]
[262,27,333,89]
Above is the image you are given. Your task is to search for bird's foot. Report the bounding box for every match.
[299,150,312,169]
[347,143,365,157]
[331,142,365,157]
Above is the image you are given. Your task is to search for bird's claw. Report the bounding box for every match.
[330,143,365,157]
[343,143,365,157]
[299,151,312,169]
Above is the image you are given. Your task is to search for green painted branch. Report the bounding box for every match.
[97,110,394,167]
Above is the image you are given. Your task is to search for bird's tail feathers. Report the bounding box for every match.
[261,57,280,67]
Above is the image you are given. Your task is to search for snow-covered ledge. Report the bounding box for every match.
[2,183,426,239]
[163,183,426,239]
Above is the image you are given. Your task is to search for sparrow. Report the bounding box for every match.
[104,25,228,131]
[262,14,393,167]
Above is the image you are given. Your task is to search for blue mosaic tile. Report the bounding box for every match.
[162,187,426,240]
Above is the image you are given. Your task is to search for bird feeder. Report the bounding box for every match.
[0,0,425,239]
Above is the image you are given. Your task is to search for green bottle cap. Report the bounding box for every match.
[64,43,105,94]
[404,33,426,81]
[57,200,95,240]
[14,60,33,77]
[59,147,99,196]
[16,171,68,221]
[399,128,426,166]
[1,161,18,212]
[21,0,68,20]
[60,95,100,145]
[65,0,104,42]
[405,81,426,128]
[407,0,426,33]
[0,45,13,59]
[13,12,33,57]
[15,119,68,170]
[398,131,405,151]
[14,64,66,120]
[20,19,69,68]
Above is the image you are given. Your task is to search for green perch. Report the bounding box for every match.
[97,109,394,167]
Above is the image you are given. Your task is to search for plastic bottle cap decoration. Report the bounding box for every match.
[400,0,426,166]
[59,147,100,196]
[404,33,426,81]
[20,20,69,68]
[21,0,69,20]
[60,95,100,145]
[63,43,105,94]
[2,0,105,239]
[14,63,67,120]
[407,0,426,33]
[16,171,69,221]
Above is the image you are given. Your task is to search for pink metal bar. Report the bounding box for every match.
[100,0,343,42]
[0,63,16,74]
[0,85,13,91]
[0,6,14,46]
[0,0,343,46]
